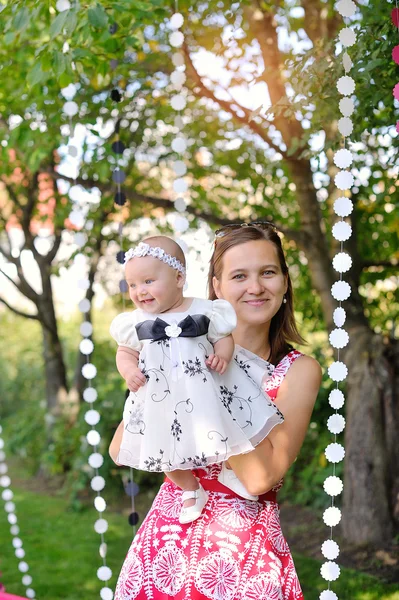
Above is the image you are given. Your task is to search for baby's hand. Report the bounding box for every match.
[126,367,146,392]
[205,354,229,375]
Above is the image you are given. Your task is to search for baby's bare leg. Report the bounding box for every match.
[166,469,199,507]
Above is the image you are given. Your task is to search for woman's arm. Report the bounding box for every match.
[227,355,322,496]
[109,421,124,465]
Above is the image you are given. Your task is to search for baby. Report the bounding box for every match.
[109,235,284,524]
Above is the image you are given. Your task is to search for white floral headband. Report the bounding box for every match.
[124,242,186,276]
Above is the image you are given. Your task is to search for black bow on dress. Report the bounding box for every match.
[136,314,210,342]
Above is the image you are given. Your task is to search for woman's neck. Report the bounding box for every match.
[232,321,272,362]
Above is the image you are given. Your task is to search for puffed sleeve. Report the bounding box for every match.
[109,312,143,352]
[207,299,237,344]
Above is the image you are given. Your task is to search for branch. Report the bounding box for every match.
[0,296,40,321]
[362,260,399,270]
[183,42,288,159]
[44,168,304,245]
[46,230,63,264]
[0,267,25,294]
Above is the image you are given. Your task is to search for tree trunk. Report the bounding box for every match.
[36,264,69,414]
[41,316,69,413]
[342,329,399,544]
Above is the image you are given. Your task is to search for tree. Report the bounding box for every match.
[0,0,398,545]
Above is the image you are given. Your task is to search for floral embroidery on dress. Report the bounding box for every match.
[114,349,305,600]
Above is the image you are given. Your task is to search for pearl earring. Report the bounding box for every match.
[283,296,287,304]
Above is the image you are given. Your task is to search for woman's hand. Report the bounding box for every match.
[206,354,229,374]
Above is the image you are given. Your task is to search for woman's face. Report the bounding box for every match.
[213,239,288,327]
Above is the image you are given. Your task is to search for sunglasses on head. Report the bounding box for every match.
[214,221,277,239]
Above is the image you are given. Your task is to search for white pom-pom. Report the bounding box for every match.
[172,137,187,152]
[334,196,353,217]
[18,561,29,573]
[328,361,348,382]
[26,590,35,599]
[325,443,345,463]
[331,281,351,301]
[83,387,97,403]
[100,587,113,600]
[56,0,71,11]
[322,539,340,560]
[2,489,13,501]
[335,171,354,191]
[338,117,353,137]
[343,52,353,72]
[339,28,356,47]
[82,363,97,380]
[169,12,184,29]
[327,414,346,434]
[329,328,349,348]
[332,221,352,242]
[320,591,338,600]
[337,75,355,96]
[333,306,346,327]
[337,0,356,18]
[320,560,341,581]
[171,71,186,87]
[5,501,15,513]
[89,453,104,469]
[169,31,184,47]
[324,475,344,496]
[8,513,17,525]
[99,543,108,559]
[94,518,109,534]
[333,149,353,169]
[171,94,187,111]
[94,496,107,512]
[172,52,184,67]
[80,322,93,337]
[332,252,352,273]
[97,566,112,582]
[85,410,100,426]
[339,97,354,116]
[63,101,79,116]
[173,160,187,176]
[329,389,345,409]
[80,339,94,355]
[91,476,106,492]
[174,198,186,212]
[22,575,32,586]
[173,178,188,193]
[15,548,25,559]
[86,430,101,446]
[78,298,91,313]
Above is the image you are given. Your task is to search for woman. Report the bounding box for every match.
[111,222,322,600]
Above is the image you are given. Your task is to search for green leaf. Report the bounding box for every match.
[50,10,69,39]
[88,5,108,29]
[52,50,67,75]
[64,10,78,35]
[13,7,30,32]
[26,61,46,87]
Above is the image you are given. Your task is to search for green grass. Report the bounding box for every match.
[0,487,398,600]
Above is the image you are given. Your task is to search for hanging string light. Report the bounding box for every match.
[58,7,114,599]
[320,1,358,597]
[0,425,36,599]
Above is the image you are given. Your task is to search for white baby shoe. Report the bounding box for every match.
[218,462,259,501]
[179,484,209,524]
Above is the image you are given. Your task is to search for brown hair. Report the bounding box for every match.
[208,226,306,366]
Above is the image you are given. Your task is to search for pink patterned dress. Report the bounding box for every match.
[114,349,304,600]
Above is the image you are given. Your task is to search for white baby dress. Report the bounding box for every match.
[110,297,284,472]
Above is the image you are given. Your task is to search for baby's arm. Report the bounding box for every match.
[205,334,235,375]
[116,346,146,392]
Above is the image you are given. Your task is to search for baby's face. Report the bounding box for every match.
[125,256,184,313]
